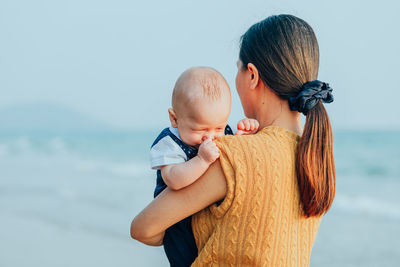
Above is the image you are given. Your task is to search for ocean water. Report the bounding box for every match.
[0,130,399,267]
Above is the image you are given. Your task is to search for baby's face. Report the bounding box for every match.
[176,97,230,147]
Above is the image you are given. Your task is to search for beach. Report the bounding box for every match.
[0,130,399,266]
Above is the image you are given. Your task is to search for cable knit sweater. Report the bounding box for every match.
[191,126,322,267]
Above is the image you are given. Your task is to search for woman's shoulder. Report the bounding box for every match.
[259,126,301,143]
[214,133,252,155]
[216,126,300,151]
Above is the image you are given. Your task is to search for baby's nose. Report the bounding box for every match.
[202,133,215,141]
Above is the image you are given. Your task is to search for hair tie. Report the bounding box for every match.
[288,80,333,115]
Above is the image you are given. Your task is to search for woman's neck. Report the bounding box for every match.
[270,111,302,136]
[256,98,303,136]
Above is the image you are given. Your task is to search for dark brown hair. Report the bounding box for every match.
[239,14,336,217]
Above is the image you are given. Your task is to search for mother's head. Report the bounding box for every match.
[236,14,335,217]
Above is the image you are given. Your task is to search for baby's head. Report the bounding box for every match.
[168,67,231,147]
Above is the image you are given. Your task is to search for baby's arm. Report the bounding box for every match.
[161,138,219,190]
[235,118,260,135]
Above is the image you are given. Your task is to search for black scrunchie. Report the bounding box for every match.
[289,80,333,115]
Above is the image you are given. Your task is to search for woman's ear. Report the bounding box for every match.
[247,63,259,90]
[168,108,178,128]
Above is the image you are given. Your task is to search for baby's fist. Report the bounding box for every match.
[198,138,219,164]
[236,118,259,135]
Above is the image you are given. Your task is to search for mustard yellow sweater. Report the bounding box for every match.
[191,126,322,267]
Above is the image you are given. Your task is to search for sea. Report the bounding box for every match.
[0,129,399,267]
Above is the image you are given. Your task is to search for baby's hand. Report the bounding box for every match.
[236,118,259,135]
[198,138,220,165]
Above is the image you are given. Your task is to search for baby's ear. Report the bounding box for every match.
[168,108,178,128]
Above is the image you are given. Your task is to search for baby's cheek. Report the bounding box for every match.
[193,134,204,145]
[183,133,202,146]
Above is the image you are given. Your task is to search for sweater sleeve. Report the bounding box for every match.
[208,135,237,219]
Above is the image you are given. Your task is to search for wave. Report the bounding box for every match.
[334,194,400,220]
[73,159,151,178]
[0,136,69,156]
[0,136,151,178]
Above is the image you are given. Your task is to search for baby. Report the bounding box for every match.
[149,66,258,266]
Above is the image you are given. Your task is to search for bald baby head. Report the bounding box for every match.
[168,67,231,146]
[171,67,231,114]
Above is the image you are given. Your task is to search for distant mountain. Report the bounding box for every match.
[0,102,113,134]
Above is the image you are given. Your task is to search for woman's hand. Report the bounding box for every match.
[130,160,227,245]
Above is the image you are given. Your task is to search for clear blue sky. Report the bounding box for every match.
[1,0,399,130]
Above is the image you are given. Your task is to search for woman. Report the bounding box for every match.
[131,14,335,266]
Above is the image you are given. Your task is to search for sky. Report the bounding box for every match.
[1,0,399,131]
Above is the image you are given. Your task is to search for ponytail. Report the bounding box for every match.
[297,101,336,217]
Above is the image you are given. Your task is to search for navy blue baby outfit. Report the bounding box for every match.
[151,125,233,267]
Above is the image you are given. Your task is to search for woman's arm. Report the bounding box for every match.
[130,160,227,245]
[133,232,165,246]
